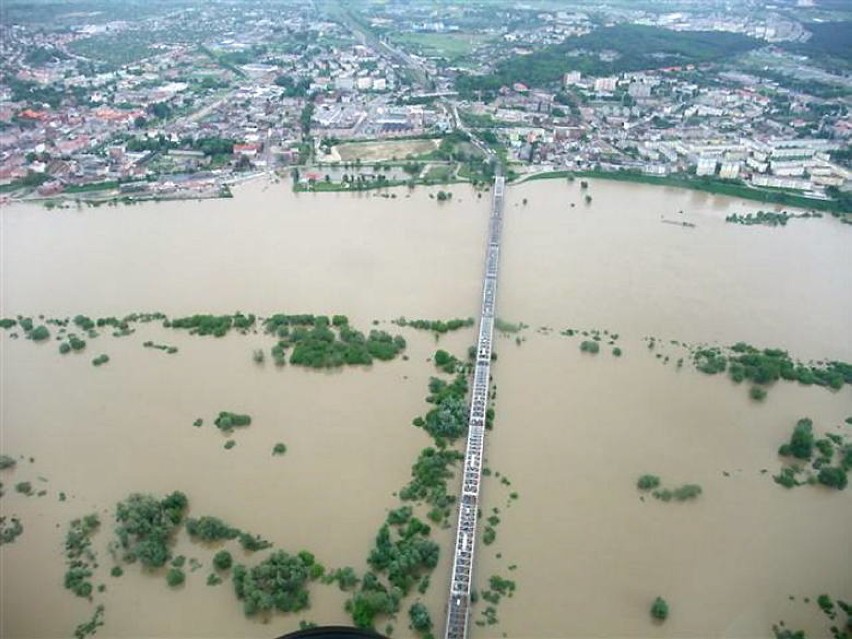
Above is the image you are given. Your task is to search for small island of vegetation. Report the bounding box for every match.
[637,474,702,502]
[214,411,252,433]
[725,210,822,227]
[651,596,669,621]
[774,418,850,491]
[392,317,475,334]
[265,314,406,368]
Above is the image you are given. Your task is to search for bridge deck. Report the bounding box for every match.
[444,175,505,639]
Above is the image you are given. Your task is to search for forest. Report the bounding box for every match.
[456,25,760,95]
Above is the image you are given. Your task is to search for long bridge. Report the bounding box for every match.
[443,173,506,639]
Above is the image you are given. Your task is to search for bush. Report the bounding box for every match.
[773,466,802,489]
[166,568,185,587]
[613,347,622,357]
[330,566,359,591]
[817,466,848,490]
[0,455,16,470]
[671,484,702,500]
[409,602,433,634]
[782,418,815,460]
[110,566,123,577]
[30,325,50,341]
[186,516,239,542]
[651,596,669,621]
[817,594,834,617]
[224,440,236,450]
[92,354,109,366]
[749,386,767,401]
[346,583,401,629]
[213,550,233,571]
[653,484,701,502]
[273,443,287,455]
[1,517,24,545]
[215,411,251,433]
[238,532,272,552]
[483,527,496,545]
[637,475,660,490]
[580,340,600,354]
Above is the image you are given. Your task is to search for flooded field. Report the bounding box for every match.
[1,177,850,638]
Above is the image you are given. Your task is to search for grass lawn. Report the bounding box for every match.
[392,32,492,60]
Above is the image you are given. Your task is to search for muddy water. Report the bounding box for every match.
[0,180,488,325]
[501,179,852,361]
[1,177,851,638]
[478,179,852,638]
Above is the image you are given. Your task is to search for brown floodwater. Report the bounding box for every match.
[1,177,850,639]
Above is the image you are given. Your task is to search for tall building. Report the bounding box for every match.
[563,71,582,87]
[696,157,718,176]
[594,77,617,92]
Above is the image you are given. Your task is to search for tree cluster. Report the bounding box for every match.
[412,375,469,444]
[399,447,463,513]
[167,312,256,337]
[694,342,851,392]
[114,491,188,568]
[64,514,100,598]
[264,314,406,368]
[347,512,439,629]
[776,417,850,491]
[393,317,474,334]
[232,550,322,616]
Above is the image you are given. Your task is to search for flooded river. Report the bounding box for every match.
[1,177,850,638]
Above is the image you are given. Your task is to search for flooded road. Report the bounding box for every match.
[1,177,850,638]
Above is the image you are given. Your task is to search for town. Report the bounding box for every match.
[0,0,849,214]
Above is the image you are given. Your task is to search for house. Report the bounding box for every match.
[233,143,260,157]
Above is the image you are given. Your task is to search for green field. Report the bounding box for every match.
[424,164,455,182]
[392,32,492,60]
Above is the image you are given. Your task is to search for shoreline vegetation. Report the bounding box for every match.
[8,157,849,218]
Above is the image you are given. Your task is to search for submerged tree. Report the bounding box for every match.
[650,596,669,621]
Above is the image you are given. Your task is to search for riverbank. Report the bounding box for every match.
[514,169,852,218]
